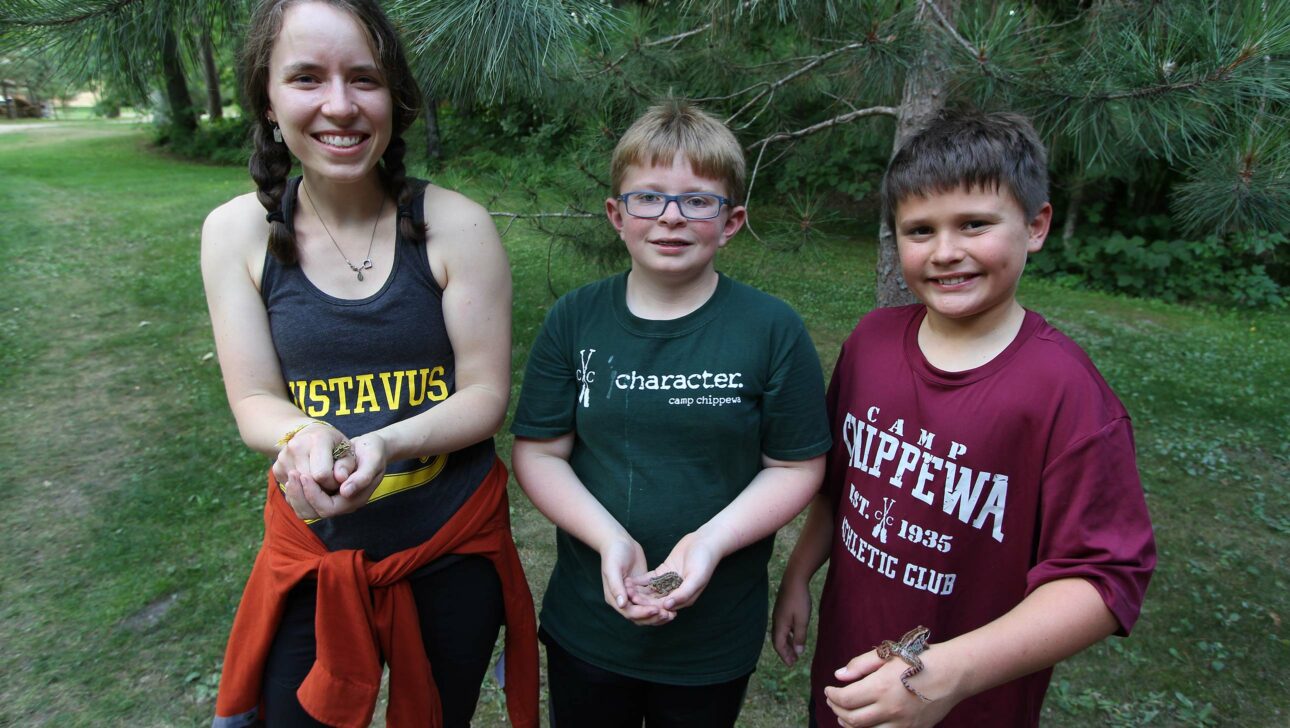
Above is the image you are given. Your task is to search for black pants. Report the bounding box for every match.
[542,628,752,728]
[261,555,504,727]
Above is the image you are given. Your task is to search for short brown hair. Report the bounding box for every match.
[882,110,1049,232]
[611,99,746,204]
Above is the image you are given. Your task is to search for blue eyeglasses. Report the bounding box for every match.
[617,191,731,220]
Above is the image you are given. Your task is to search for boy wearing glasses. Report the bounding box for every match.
[511,100,831,727]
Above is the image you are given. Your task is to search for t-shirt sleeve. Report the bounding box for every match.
[820,340,848,501]
[1025,416,1156,635]
[510,302,577,439]
[759,322,832,462]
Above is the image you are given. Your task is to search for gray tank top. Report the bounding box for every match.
[260,177,494,560]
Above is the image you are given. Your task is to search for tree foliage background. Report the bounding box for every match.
[2,0,1286,306]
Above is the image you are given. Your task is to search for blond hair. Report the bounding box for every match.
[611,99,746,204]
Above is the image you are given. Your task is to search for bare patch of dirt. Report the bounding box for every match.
[121,593,181,634]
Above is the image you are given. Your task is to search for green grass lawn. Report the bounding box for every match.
[1,123,1285,727]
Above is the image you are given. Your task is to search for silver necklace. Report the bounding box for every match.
[301,183,385,282]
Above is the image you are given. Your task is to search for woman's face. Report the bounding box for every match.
[265,1,393,185]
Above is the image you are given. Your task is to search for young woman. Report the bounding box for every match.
[203,2,536,726]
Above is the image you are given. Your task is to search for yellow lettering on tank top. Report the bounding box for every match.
[379,370,405,409]
[328,376,355,415]
[307,379,329,417]
[353,374,380,414]
[288,380,306,410]
[408,368,428,406]
[426,366,449,401]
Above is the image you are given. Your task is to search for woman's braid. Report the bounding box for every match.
[249,122,298,264]
[380,135,425,245]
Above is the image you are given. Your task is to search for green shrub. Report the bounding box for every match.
[93,98,122,119]
[771,129,889,205]
[155,117,251,166]
[1031,231,1286,308]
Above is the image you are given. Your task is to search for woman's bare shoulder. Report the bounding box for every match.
[201,191,273,282]
[419,183,508,286]
[421,183,493,235]
[205,192,267,234]
[203,192,270,254]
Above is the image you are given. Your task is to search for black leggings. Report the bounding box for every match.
[541,629,752,728]
[262,555,504,727]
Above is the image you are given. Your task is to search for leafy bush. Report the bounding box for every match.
[155,117,251,166]
[770,128,889,206]
[1031,231,1286,308]
[92,98,122,119]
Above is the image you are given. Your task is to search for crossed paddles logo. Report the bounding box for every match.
[576,348,596,408]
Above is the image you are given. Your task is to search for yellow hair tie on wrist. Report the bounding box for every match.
[276,419,334,447]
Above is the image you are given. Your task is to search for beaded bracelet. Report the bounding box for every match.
[275,419,335,447]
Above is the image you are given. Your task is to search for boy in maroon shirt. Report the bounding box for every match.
[772,111,1156,727]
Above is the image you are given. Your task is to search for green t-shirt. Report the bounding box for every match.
[511,271,831,684]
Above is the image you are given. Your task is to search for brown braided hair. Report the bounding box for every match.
[242,0,424,263]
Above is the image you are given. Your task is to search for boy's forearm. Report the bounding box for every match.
[512,438,630,552]
[782,492,835,586]
[929,577,1118,702]
[696,455,825,558]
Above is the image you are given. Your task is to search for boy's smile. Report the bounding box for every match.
[895,185,1051,336]
[607,155,745,286]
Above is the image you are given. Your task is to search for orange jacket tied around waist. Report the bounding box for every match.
[213,459,538,728]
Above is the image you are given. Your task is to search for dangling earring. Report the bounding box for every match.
[272,124,283,144]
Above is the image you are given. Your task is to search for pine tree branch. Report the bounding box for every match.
[744,104,896,220]
[588,0,761,78]
[932,3,1265,112]
[919,0,983,62]
[1092,47,1263,101]
[0,0,145,27]
[590,23,714,77]
[575,159,609,188]
[489,210,599,236]
[821,88,860,113]
[749,105,899,149]
[1021,9,1087,36]
[489,211,598,219]
[719,41,871,125]
[733,51,836,72]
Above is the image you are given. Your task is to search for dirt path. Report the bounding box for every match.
[0,118,147,133]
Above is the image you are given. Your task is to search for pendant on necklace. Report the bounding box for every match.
[357,258,373,282]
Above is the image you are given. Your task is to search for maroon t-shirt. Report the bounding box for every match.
[811,305,1155,727]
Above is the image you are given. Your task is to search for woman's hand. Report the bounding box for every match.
[625,531,721,614]
[271,422,353,494]
[279,431,387,519]
[601,536,675,626]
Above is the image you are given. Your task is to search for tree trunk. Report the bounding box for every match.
[201,28,223,121]
[1062,179,1084,243]
[875,0,957,308]
[422,93,443,164]
[2,80,13,119]
[160,25,197,134]
[233,58,251,127]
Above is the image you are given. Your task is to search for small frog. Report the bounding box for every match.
[648,571,683,597]
[875,626,932,702]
